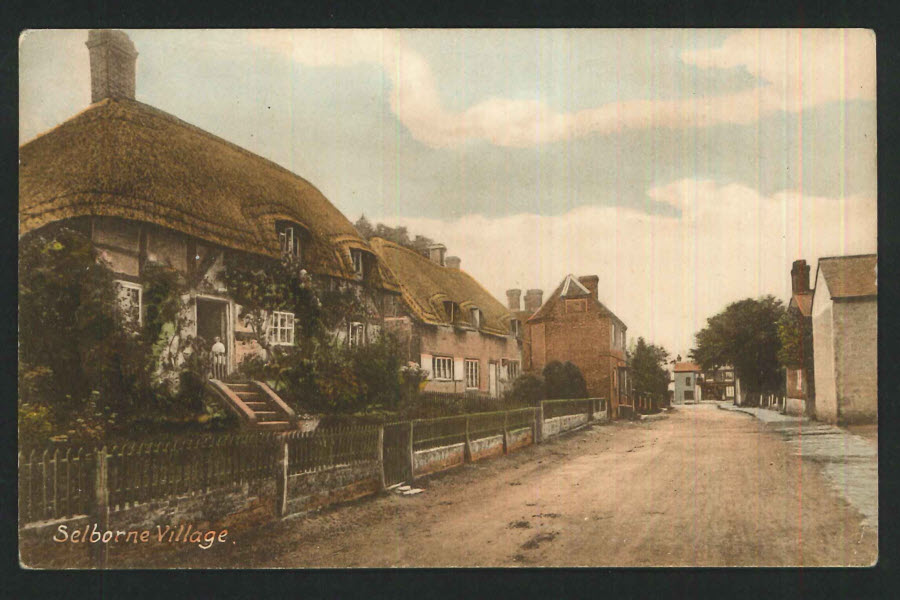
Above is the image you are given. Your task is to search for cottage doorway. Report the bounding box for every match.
[489,362,499,398]
[196,298,229,378]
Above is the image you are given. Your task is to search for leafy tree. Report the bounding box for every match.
[354,215,435,257]
[777,307,815,399]
[690,296,785,395]
[627,337,670,406]
[542,360,588,399]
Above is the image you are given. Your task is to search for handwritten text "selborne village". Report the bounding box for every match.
[53,524,229,550]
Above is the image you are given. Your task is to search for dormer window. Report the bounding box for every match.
[470,307,482,329]
[351,249,365,278]
[443,300,458,323]
[510,319,521,337]
[277,222,302,261]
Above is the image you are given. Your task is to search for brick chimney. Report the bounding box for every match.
[523,289,543,313]
[578,275,599,299]
[791,259,810,294]
[506,289,521,311]
[445,256,461,270]
[427,244,446,266]
[86,30,138,103]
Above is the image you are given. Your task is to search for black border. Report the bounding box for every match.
[2,1,899,598]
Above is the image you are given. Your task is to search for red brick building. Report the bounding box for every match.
[517,274,629,417]
[784,259,814,416]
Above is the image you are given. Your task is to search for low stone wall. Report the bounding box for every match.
[284,462,381,516]
[413,442,466,478]
[507,427,533,452]
[542,413,589,439]
[784,397,806,416]
[19,479,277,568]
[469,434,504,462]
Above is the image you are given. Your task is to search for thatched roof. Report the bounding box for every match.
[369,237,512,336]
[817,254,877,299]
[19,97,398,291]
[527,274,626,327]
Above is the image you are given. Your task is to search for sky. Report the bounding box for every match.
[19,29,877,358]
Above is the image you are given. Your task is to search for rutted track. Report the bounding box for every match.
[115,404,877,568]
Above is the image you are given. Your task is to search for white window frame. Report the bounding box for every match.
[432,356,454,381]
[510,319,520,336]
[115,280,143,326]
[465,359,480,389]
[348,321,364,348]
[504,359,520,381]
[268,310,295,346]
[470,307,481,329]
[278,225,302,260]
[351,249,365,277]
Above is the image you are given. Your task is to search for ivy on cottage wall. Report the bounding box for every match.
[18,227,220,443]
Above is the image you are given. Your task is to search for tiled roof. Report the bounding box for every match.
[674,362,702,372]
[368,237,512,336]
[818,254,877,299]
[791,293,813,317]
[527,274,625,326]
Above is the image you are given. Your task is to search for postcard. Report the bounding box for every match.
[18,29,877,568]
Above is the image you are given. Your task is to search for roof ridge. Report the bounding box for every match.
[818,253,877,261]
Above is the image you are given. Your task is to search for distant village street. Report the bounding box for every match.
[108,404,875,569]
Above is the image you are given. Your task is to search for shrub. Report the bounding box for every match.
[505,373,545,406]
[542,361,588,399]
[351,333,403,411]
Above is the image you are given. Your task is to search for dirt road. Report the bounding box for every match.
[126,403,877,568]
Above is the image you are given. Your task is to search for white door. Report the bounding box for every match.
[489,363,498,398]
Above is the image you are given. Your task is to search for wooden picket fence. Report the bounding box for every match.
[542,398,594,419]
[18,446,96,524]
[284,426,380,476]
[19,399,605,527]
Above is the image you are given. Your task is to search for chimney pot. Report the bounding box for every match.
[524,289,543,313]
[427,243,446,266]
[86,30,138,103]
[790,259,810,295]
[506,289,522,311]
[445,256,461,270]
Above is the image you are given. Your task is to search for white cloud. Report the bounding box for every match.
[373,181,876,357]
[248,29,875,148]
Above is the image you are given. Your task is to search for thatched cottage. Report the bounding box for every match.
[19,31,400,426]
[369,238,522,397]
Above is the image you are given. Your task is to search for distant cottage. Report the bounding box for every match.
[19,30,400,427]
[515,275,630,417]
[370,239,522,397]
[811,254,877,424]
[673,362,702,405]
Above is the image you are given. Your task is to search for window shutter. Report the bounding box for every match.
[454,358,464,381]
[420,353,433,379]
